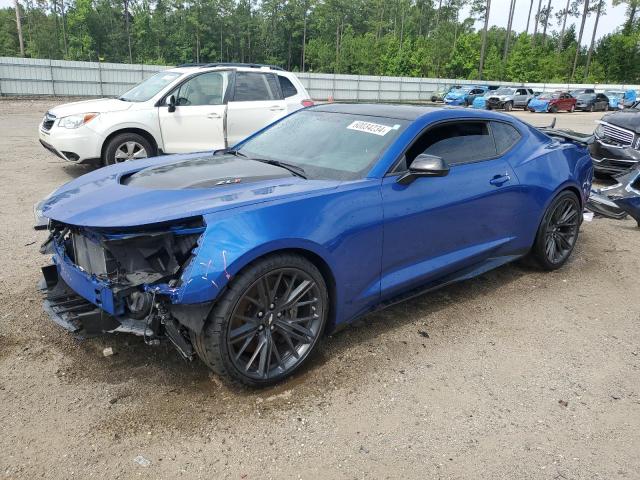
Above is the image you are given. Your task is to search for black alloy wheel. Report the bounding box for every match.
[192,254,328,387]
[530,191,581,270]
[226,268,324,380]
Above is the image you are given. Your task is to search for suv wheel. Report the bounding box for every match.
[504,101,513,112]
[103,133,154,166]
[191,253,329,387]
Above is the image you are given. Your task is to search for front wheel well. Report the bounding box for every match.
[233,248,338,334]
[101,128,159,160]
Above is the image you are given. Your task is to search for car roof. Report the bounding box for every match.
[164,63,290,75]
[311,103,443,120]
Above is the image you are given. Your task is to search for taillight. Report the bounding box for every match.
[301,99,314,107]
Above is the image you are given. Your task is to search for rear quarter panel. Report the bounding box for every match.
[506,126,592,248]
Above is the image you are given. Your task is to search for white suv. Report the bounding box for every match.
[38,63,313,166]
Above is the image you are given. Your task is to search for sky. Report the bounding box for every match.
[1,0,628,47]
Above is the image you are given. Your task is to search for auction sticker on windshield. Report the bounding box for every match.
[347,120,393,136]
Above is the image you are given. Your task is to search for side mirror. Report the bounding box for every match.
[166,95,176,113]
[397,154,450,185]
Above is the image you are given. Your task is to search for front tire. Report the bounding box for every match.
[103,133,154,166]
[504,101,513,112]
[530,191,581,270]
[192,254,329,387]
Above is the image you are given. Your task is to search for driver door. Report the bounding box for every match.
[380,120,525,300]
[158,71,230,153]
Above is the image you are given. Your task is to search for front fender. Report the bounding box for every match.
[155,179,384,328]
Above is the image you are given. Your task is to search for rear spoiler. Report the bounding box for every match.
[537,117,594,145]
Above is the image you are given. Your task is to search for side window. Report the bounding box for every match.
[278,75,298,98]
[233,72,280,102]
[491,122,522,155]
[174,71,229,106]
[405,121,497,167]
[516,89,524,95]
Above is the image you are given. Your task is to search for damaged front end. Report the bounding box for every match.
[39,217,211,358]
[587,165,640,227]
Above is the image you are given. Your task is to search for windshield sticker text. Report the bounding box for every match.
[347,121,393,136]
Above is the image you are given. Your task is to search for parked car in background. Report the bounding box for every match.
[575,93,610,112]
[431,85,463,102]
[590,103,640,175]
[485,87,535,111]
[622,89,638,108]
[528,91,576,113]
[605,90,626,110]
[471,91,491,109]
[38,63,313,167]
[570,88,595,97]
[444,85,488,106]
[36,104,592,386]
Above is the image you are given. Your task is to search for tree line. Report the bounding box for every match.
[1,0,639,84]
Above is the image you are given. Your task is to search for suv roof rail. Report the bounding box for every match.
[176,62,285,71]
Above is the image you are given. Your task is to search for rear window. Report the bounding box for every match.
[278,76,298,98]
[491,122,521,154]
[233,72,280,101]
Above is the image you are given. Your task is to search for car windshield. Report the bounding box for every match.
[237,110,408,181]
[495,88,515,95]
[605,91,624,98]
[537,92,559,99]
[578,94,595,100]
[119,71,181,102]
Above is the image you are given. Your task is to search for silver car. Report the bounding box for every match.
[486,87,535,111]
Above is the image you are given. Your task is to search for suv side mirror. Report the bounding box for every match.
[397,154,450,185]
[166,95,176,113]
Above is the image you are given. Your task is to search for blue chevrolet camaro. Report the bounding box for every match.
[37,104,593,386]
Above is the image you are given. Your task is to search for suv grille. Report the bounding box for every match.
[599,122,635,147]
[42,112,56,131]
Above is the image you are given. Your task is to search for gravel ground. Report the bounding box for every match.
[1,98,639,480]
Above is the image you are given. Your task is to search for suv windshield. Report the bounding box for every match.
[495,88,515,95]
[119,71,181,102]
[237,110,408,180]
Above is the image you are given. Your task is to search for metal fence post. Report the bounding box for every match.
[49,59,56,96]
[377,76,382,102]
[356,75,360,102]
[98,61,104,96]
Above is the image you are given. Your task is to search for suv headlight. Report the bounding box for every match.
[58,113,99,129]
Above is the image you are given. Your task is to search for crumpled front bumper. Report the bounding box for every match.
[589,139,640,175]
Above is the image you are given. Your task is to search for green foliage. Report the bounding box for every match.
[0,0,639,83]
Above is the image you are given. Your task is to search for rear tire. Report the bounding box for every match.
[103,132,154,166]
[192,253,329,387]
[529,191,581,271]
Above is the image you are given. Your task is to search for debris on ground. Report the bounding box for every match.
[418,330,430,338]
[558,400,569,407]
[133,455,151,467]
[102,347,114,357]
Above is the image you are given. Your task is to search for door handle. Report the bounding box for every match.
[489,174,511,186]
[207,112,222,119]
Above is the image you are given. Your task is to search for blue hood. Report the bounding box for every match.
[39,152,340,229]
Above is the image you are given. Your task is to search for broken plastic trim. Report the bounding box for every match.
[587,165,640,227]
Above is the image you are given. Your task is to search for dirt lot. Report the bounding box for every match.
[1,98,639,480]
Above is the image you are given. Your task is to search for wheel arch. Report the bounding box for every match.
[100,127,160,161]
